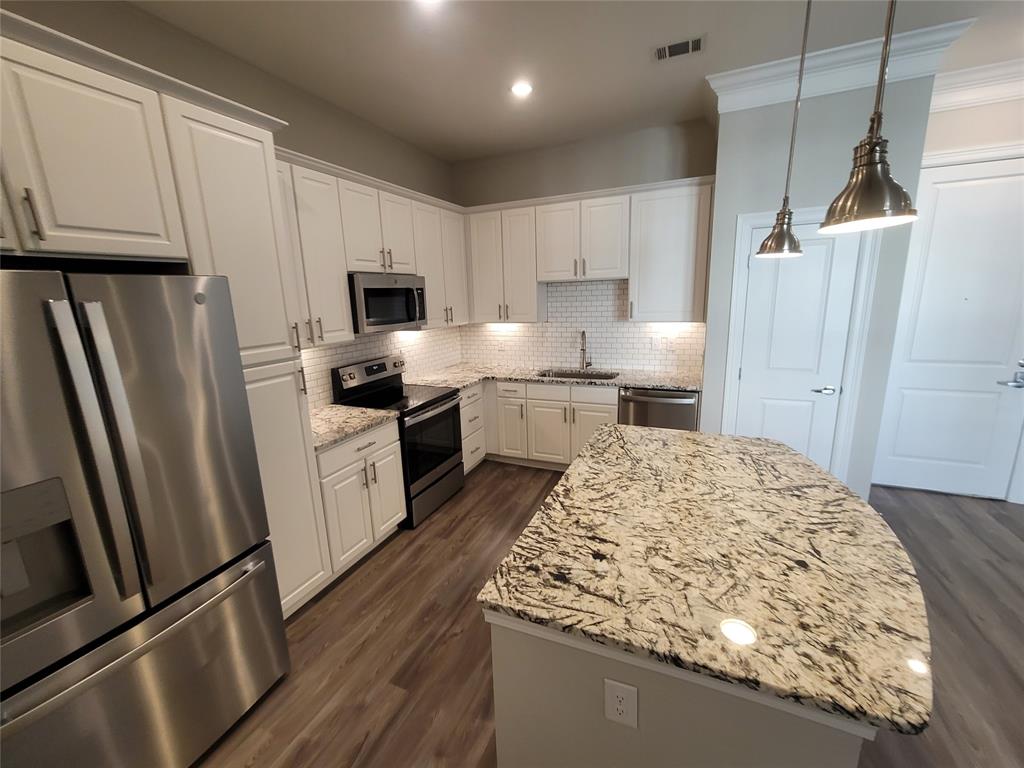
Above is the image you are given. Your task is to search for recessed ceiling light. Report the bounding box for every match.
[720,618,757,646]
[511,80,533,98]
[906,658,930,675]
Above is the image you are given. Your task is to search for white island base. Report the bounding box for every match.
[485,611,876,768]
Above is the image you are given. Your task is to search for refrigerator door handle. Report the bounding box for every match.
[80,301,161,588]
[47,300,141,601]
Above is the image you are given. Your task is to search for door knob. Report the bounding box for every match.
[810,385,837,395]
[997,371,1024,388]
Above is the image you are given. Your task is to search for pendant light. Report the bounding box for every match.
[819,0,917,234]
[756,0,813,259]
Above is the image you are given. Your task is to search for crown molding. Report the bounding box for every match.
[930,59,1024,112]
[0,10,287,132]
[707,19,974,114]
[921,142,1024,168]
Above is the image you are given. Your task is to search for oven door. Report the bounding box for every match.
[350,273,425,334]
[402,396,463,496]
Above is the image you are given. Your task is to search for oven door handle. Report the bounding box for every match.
[403,396,462,427]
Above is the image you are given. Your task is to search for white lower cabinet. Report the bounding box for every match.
[367,441,406,538]
[527,400,572,464]
[571,403,618,459]
[497,397,528,458]
[461,383,486,473]
[244,360,331,618]
[320,461,375,574]
[463,426,487,473]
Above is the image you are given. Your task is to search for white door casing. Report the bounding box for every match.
[874,158,1024,498]
[732,224,860,470]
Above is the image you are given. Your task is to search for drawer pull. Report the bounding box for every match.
[471,446,481,455]
[469,415,480,423]
[356,440,377,452]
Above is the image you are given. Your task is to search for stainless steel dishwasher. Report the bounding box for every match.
[618,388,701,431]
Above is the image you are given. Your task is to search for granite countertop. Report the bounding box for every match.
[407,363,702,391]
[478,424,932,734]
[309,405,398,452]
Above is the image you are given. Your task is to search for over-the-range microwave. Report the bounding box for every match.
[349,272,426,334]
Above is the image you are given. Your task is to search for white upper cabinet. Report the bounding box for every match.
[0,40,186,259]
[536,201,580,282]
[469,211,504,323]
[629,184,711,322]
[413,202,447,329]
[339,179,385,272]
[581,195,630,280]
[291,165,354,345]
[1,184,20,252]
[162,95,300,367]
[501,206,543,323]
[441,210,470,326]
[379,191,416,273]
[275,161,314,348]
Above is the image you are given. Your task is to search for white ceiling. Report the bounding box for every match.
[135,1,1022,162]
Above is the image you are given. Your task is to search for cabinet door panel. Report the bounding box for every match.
[1,183,20,252]
[581,195,629,280]
[339,179,384,272]
[497,397,527,458]
[629,185,711,322]
[276,161,311,345]
[292,166,354,344]
[501,207,540,322]
[571,403,618,459]
[536,201,580,282]
[380,192,416,273]
[163,95,298,367]
[470,211,504,323]
[441,211,470,326]
[528,400,572,464]
[1,41,185,258]
[321,461,374,574]
[413,202,447,328]
[368,442,406,538]
[245,362,331,616]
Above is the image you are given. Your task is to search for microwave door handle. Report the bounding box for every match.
[79,301,161,588]
[46,300,141,600]
[412,287,421,324]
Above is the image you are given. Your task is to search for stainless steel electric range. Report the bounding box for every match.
[332,355,463,527]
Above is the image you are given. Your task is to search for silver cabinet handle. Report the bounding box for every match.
[471,446,481,455]
[811,386,837,395]
[361,466,369,487]
[47,300,140,600]
[316,317,325,340]
[380,248,386,268]
[387,248,394,269]
[582,258,587,277]
[520,403,524,419]
[356,440,377,452]
[629,300,634,319]
[291,321,302,351]
[563,405,567,423]
[305,318,315,344]
[80,301,161,587]
[298,367,307,394]
[572,406,576,424]
[498,303,502,320]
[23,187,46,241]
[574,259,578,277]
[465,391,480,402]
[505,303,510,319]
[370,461,378,484]
[469,415,480,423]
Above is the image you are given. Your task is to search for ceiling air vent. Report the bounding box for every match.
[655,37,703,61]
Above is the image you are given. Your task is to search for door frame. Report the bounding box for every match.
[721,206,880,493]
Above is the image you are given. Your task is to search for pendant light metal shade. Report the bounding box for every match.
[757,0,812,259]
[820,0,917,234]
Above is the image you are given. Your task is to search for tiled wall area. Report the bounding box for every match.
[459,280,705,373]
[301,280,705,410]
[301,327,462,409]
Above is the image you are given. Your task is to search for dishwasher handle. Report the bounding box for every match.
[619,393,698,406]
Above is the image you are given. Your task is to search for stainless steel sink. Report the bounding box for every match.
[537,368,619,380]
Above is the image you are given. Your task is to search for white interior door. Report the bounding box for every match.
[874,158,1024,498]
[733,225,859,469]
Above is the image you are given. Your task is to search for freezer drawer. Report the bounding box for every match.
[0,542,289,768]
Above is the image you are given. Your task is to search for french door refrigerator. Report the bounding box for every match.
[0,270,288,767]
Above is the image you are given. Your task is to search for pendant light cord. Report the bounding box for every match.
[870,0,898,139]
[783,0,812,208]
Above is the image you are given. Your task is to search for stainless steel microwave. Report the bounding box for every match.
[349,273,426,334]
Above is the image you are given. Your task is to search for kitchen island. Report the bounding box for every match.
[478,424,931,768]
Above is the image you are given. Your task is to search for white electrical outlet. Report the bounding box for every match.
[603,678,638,728]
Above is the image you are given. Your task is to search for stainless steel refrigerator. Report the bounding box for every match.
[0,270,289,766]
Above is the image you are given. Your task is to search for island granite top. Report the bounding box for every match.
[309,405,397,452]
[477,424,932,734]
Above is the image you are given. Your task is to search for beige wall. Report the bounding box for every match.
[451,121,717,206]
[2,0,455,201]
[701,78,934,496]
[924,98,1024,155]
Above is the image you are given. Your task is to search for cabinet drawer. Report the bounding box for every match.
[495,381,526,398]
[461,383,484,406]
[461,398,484,436]
[317,421,399,478]
[526,383,570,402]
[463,426,487,472]
[571,385,619,405]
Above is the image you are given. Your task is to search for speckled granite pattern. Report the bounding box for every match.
[309,405,397,452]
[478,425,932,734]
[407,363,702,391]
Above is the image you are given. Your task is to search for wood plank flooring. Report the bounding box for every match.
[201,465,1024,768]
